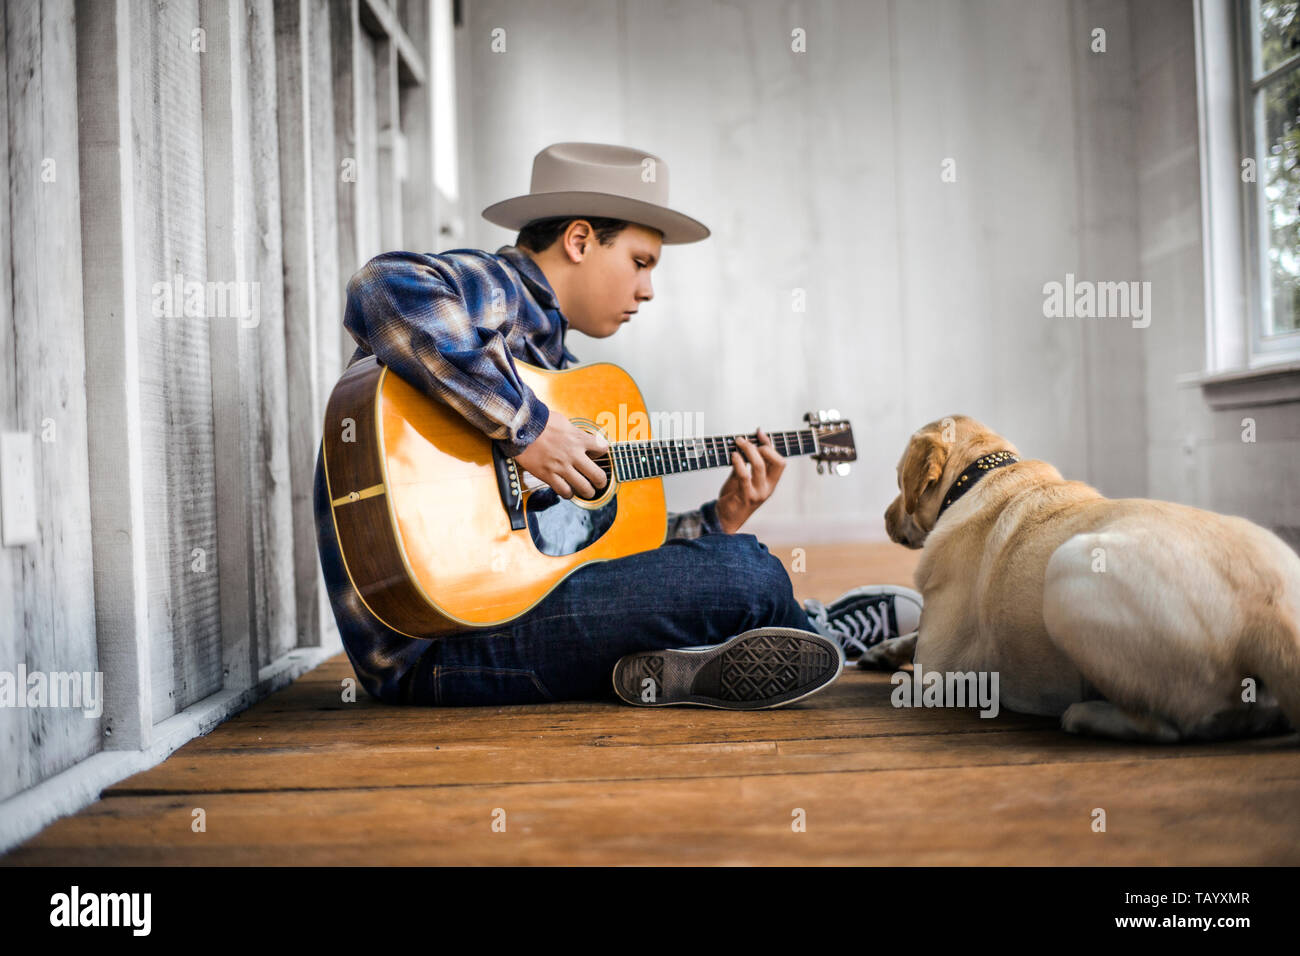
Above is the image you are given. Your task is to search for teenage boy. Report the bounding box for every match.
[314,142,922,709]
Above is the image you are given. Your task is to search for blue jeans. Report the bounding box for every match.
[314,447,817,706]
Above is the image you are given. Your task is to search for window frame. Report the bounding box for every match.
[1238,0,1300,363]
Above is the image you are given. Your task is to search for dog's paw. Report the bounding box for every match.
[856,631,918,670]
[1061,700,1181,743]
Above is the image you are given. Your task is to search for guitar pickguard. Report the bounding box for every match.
[523,487,619,556]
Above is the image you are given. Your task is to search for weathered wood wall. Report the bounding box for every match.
[0,0,444,811]
[0,0,101,801]
[134,0,224,724]
[245,0,298,671]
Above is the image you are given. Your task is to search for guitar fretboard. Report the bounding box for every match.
[608,430,817,481]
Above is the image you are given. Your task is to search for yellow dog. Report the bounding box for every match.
[885,415,1300,743]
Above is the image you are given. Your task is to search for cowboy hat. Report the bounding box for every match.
[480,142,710,244]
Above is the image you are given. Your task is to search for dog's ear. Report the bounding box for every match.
[902,434,948,515]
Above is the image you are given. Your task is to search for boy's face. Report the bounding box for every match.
[562,222,662,338]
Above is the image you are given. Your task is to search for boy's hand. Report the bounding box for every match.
[514,414,610,499]
[715,428,785,533]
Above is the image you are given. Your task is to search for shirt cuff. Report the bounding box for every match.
[700,498,725,535]
[498,393,550,457]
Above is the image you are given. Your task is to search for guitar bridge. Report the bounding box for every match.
[492,442,527,530]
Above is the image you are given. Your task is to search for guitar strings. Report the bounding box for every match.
[518,426,849,487]
[581,428,825,470]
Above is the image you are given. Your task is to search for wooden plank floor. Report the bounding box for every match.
[4,542,1299,865]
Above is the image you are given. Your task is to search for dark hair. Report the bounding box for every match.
[515,216,632,253]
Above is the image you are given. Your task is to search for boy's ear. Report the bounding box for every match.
[901,434,948,515]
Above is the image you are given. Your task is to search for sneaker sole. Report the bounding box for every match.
[612,627,844,710]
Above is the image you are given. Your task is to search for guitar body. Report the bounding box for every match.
[322,355,667,637]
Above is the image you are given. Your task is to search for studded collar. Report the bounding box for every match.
[935,450,1020,520]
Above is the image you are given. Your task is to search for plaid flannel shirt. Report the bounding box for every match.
[338,244,723,539]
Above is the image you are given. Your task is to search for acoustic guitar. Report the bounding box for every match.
[322,354,857,638]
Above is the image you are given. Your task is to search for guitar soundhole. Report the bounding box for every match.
[524,486,618,556]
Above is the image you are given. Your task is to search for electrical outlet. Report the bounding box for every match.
[1,431,37,547]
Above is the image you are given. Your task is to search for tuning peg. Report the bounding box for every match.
[835,462,851,477]
[816,461,824,474]
[827,408,840,420]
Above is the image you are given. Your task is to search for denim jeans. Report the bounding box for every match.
[314,446,817,706]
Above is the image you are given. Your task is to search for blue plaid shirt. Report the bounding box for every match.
[336,243,721,540]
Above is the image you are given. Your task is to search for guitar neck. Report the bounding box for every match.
[607,429,818,482]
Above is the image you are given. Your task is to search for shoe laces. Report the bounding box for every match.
[825,601,891,654]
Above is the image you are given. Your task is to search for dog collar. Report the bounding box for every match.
[935,450,1020,520]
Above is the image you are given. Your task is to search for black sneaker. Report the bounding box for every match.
[803,585,923,661]
[612,627,844,710]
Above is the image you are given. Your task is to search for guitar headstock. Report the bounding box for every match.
[806,409,856,476]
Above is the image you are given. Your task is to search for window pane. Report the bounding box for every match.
[1260,0,1300,74]
[1262,69,1300,334]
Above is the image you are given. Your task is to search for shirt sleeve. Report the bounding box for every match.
[342,251,550,457]
[665,499,725,539]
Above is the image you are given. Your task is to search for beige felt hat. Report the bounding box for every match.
[481,142,710,244]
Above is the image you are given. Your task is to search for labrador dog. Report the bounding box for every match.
[883,414,1300,743]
